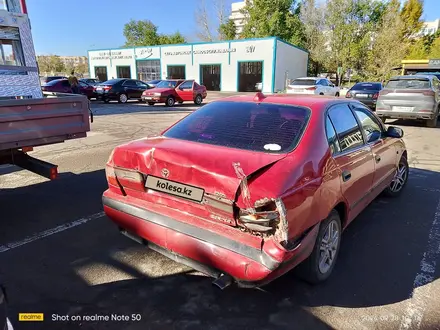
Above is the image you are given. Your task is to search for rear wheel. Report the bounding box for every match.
[103,99,110,104]
[118,93,128,104]
[296,210,342,284]
[383,155,409,197]
[194,94,203,105]
[335,92,340,97]
[166,96,175,107]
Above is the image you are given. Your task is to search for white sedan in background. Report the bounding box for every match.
[287,77,340,96]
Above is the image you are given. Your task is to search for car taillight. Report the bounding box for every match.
[346,91,352,98]
[306,86,317,91]
[237,200,280,234]
[105,164,144,193]
[372,92,379,99]
[103,86,112,91]
[423,90,435,96]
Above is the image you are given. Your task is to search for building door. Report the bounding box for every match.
[200,64,221,91]
[167,65,185,79]
[117,66,131,78]
[94,66,108,82]
[238,61,263,92]
[137,60,161,82]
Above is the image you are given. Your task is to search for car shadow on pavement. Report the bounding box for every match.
[387,118,440,128]
[1,168,440,329]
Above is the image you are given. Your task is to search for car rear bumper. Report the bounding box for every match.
[102,191,318,286]
[353,98,376,108]
[376,110,436,120]
[142,96,166,103]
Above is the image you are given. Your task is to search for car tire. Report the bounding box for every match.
[194,94,203,105]
[319,93,324,96]
[383,155,409,197]
[118,93,128,104]
[296,210,342,284]
[103,99,110,104]
[166,96,175,107]
[148,102,155,106]
[335,92,340,97]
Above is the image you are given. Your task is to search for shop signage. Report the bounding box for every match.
[90,50,133,61]
[246,45,255,53]
[429,59,440,67]
[135,47,160,59]
[164,48,237,56]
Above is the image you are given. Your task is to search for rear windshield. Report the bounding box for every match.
[352,83,382,90]
[163,101,310,153]
[386,79,431,89]
[157,80,178,88]
[101,79,123,85]
[290,79,317,86]
[44,79,64,86]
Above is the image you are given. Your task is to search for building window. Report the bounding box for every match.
[137,60,160,81]
[0,26,26,75]
[0,0,21,13]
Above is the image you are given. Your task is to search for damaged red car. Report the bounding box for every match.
[102,93,408,288]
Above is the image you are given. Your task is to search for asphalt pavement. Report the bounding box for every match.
[1,96,440,330]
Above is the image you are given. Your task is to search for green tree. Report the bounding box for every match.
[429,37,440,58]
[365,0,409,81]
[240,0,305,47]
[219,19,236,40]
[400,0,424,38]
[37,55,65,74]
[123,20,186,46]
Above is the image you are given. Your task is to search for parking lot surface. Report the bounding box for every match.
[1,97,440,330]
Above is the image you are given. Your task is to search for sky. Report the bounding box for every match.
[26,0,440,56]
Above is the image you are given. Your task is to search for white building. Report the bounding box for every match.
[88,37,308,93]
[229,1,246,36]
[421,19,440,36]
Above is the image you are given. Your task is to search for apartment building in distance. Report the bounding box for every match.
[229,1,246,36]
[421,19,440,36]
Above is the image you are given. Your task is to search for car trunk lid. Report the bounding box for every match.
[109,137,287,226]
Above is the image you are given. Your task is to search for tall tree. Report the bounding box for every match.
[365,0,409,81]
[123,20,186,46]
[194,0,232,41]
[400,0,424,38]
[429,36,440,58]
[219,19,237,40]
[37,55,65,74]
[240,0,305,47]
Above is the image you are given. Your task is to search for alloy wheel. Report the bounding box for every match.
[318,219,340,274]
[389,162,407,193]
[119,94,128,103]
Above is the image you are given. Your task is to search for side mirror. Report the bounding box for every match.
[386,126,404,138]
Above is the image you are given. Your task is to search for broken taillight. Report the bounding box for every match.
[237,200,281,234]
[105,165,144,192]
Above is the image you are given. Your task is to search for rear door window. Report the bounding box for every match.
[325,116,341,154]
[328,104,364,152]
[179,81,194,90]
[123,80,136,86]
[61,80,71,87]
[386,79,431,89]
[163,101,311,153]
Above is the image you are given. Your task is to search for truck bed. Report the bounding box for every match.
[0,92,91,151]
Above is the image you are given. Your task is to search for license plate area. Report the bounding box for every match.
[393,106,413,112]
[145,175,205,203]
[357,93,368,98]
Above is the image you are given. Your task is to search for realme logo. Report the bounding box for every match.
[19,313,44,321]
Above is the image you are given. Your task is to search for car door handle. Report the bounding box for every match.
[342,170,351,182]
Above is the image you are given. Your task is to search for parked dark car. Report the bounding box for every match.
[96,78,151,103]
[80,78,101,85]
[416,72,440,80]
[41,79,95,99]
[146,79,162,88]
[40,76,67,84]
[345,82,383,110]
[1,284,13,330]
[41,79,72,93]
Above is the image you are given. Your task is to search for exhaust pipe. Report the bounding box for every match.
[212,274,233,290]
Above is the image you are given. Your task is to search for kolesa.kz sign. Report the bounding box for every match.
[145,175,204,202]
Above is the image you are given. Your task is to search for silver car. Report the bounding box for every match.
[376,75,440,127]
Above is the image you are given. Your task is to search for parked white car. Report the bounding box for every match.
[287,77,340,96]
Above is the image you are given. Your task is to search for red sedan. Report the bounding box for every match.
[142,79,207,106]
[102,93,408,288]
[41,79,96,99]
